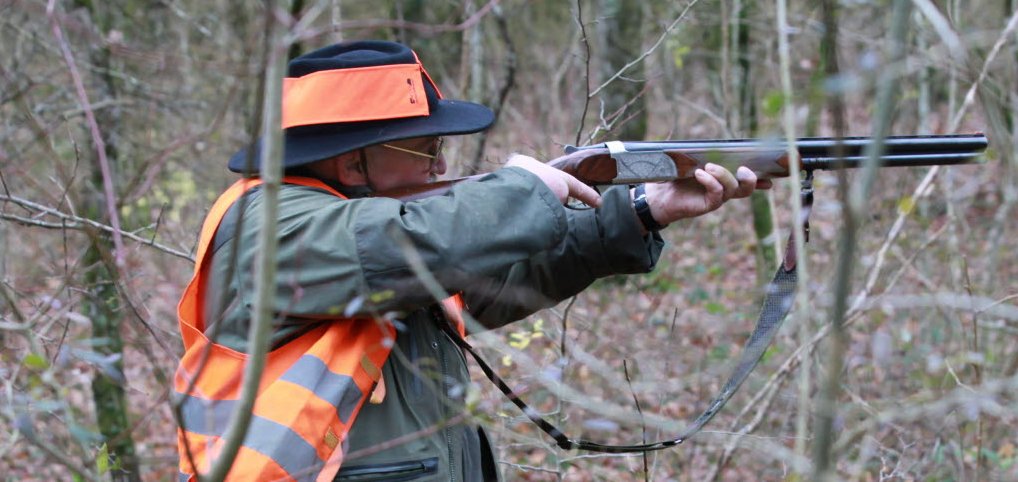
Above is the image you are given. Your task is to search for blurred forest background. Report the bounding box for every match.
[1,0,1016,480]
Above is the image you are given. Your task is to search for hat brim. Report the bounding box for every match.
[228,99,494,174]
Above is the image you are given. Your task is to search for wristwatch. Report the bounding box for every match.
[632,183,666,232]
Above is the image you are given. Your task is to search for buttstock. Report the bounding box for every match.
[547,148,620,184]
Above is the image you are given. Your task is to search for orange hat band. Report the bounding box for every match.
[281,63,440,129]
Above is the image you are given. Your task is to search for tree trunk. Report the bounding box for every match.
[71,2,141,479]
[734,1,778,283]
[332,0,344,42]
[289,0,306,60]
[596,0,648,140]
[84,231,140,482]
[468,3,515,175]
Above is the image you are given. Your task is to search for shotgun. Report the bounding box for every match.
[376,132,989,453]
[378,134,988,201]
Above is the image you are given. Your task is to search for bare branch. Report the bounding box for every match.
[911,0,968,63]
[587,0,701,99]
[295,0,502,42]
[948,8,1018,129]
[45,0,127,268]
[573,0,593,146]
[200,2,289,479]
[2,412,99,482]
[0,194,194,262]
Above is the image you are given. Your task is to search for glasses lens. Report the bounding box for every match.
[430,138,444,158]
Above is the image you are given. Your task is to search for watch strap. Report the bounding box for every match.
[633,183,666,232]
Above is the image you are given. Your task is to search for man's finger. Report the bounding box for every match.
[694,168,725,208]
[566,175,602,207]
[734,166,758,198]
[705,163,738,200]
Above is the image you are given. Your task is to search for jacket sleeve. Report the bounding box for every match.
[215,167,571,321]
[459,184,665,330]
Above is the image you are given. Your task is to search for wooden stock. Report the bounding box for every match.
[547,149,619,183]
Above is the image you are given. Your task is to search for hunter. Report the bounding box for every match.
[174,40,766,481]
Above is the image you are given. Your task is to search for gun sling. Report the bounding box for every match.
[437,174,815,453]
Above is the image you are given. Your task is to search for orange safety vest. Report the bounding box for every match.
[175,176,465,482]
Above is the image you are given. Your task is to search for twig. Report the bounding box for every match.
[560,296,577,358]
[469,2,516,174]
[0,194,194,262]
[943,360,975,392]
[499,461,564,475]
[0,279,26,324]
[852,177,937,313]
[390,218,694,436]
[175,10,276,475]
[776,0,813,466]
[837,3,1018,354]
[863,293,1018,319]
[560,452,644,462]
[975,293,1018,316]
[4,413,99,482]
[584,83,652,144]
[960,261,985,479]
[704,287,1018,478]
[573,0,593,146]
[832,376,1018,455]
[121,87,237,205]
[199,2,289,480]
[45,0,127,269]
[296,0,502,41]
[672,95,735,138]
[948,7,1018,128]
[587,0,701,99]
[706,375,793,481]
[709,213,959,476]
[911,0,968,63]
[814,2,912,478]
[623,360,650,481]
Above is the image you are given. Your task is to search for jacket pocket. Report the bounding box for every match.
[335,457,438,481]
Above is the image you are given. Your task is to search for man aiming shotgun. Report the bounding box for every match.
[172,39,986,481]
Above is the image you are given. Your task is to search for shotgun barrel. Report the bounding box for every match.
[557,134,989,184]
[589,134,987,156]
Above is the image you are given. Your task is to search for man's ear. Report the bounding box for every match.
[335,151,368,186]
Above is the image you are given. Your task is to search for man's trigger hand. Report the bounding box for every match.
[506,154,602,208]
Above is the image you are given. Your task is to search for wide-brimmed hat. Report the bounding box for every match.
[228,40,495,173]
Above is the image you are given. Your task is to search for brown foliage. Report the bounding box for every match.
[1,0,1016,480]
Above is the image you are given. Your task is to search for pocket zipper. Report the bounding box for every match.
[336,457,438,480]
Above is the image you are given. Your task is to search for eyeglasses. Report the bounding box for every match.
[382,138,444,160]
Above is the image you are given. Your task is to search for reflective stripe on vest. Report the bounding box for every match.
[174,177,464,482]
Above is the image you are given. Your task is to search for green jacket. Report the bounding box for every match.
[202,167,663,481]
